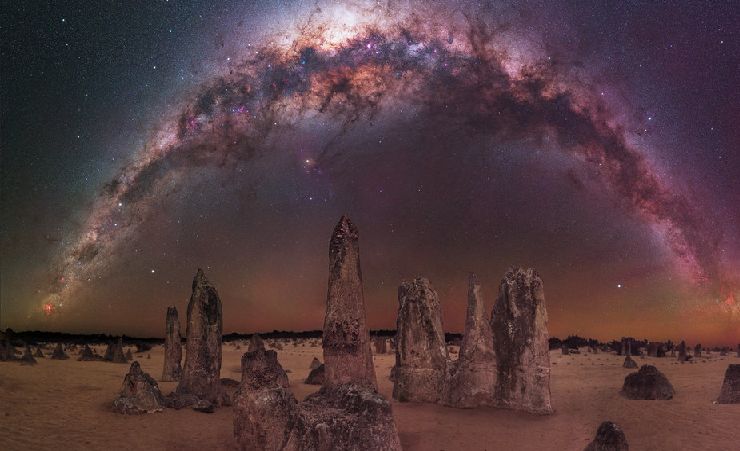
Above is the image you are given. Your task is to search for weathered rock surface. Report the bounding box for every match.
[584,421,629,451]
[491,267,553,414]
[446,273,496,408]
[621,365,674,400]
[162,306,182,382]
[240,347,290,390]
[176,269,224,406]
[287,385,402,451]
[322,216,377,389]
[50,342,69,360]
[622,356,638,369]
[305,364,325,385]
[716,364,740,404]
[393,277,448,403]
[113,361,165,414]
[309,357,322,370]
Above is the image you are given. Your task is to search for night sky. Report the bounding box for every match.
[1,1,738,345]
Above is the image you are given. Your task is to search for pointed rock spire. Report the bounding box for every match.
[176,268,224,405]
[491,267,553,414]
[446,273,496,407]
[322,215,377,389]
[162,306,182,381]
[393,277,448,403]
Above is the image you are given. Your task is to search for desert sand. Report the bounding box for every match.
[1,343,737,451]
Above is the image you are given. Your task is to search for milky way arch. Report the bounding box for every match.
[43,7,726,313]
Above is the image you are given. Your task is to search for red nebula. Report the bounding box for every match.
[43,303,55,316]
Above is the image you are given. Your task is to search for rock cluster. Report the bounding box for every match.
[113,361,165,414]
[162,306,182,382]
[393,277,448,403]
[716,364,740,404]
[491,268,553,414]
[233,216,401,451]
[621,365,674,400]
[175,269,224,407]
[445,273,496,408]
[585,421,629,451]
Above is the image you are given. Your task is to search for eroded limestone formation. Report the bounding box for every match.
[446,273,496,408]
[623,355,637,369]
[50,342,69,360]
[113,361,165,414]
[176,269,224,406]
[309,357,322,370]
[393,277,448,403]
[677,341,688,362]
[717,364,740,404]
[585,421,629,451]
[249,334,265,353]
[322,215,377,390]
[305,364,325,385]
[162,306,183,382]
[621,365,674,400]
[373,336,387,354]
[491,267,553,414]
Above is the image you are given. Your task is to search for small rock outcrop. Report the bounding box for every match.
[104,338,127,363]
[622,355,638,369]
[393,277,448,403]
[716,364,740,404]
[309,357,322,370]
[113,361,165,414]
[50,342,69,360]
[322,216,377,390]
[676,341,689,362]
[491,267,553,414]
[446,273,496,408]
[78,344,100,361]
[176,269,224,406]
[584,421,629,451]
[20,346,37,365]
[621,365,674,400]
[162,306,183,382]
[305,364,325,385]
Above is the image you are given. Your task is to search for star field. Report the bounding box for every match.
[1,1,738,345]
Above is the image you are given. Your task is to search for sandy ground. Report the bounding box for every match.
[1,343,738,451]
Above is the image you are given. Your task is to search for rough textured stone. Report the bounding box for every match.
[584,421,629,451]
[622,355,638,369]
[162,306,183,382]
[288,385,402,451]
[393,277,448,403]
[305,364,325,385]
[716,364,740,404]
[176,269,224,405]
[621,365,674,400]
[446,273,496,408]
[20,346,37,365]
[50,342,69,360]
[309,357,322,370]
[113,361,165,414]
[491,267,553,414]
[249,334,266,353]
[322,216,377,390]
[234,344,298,450]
